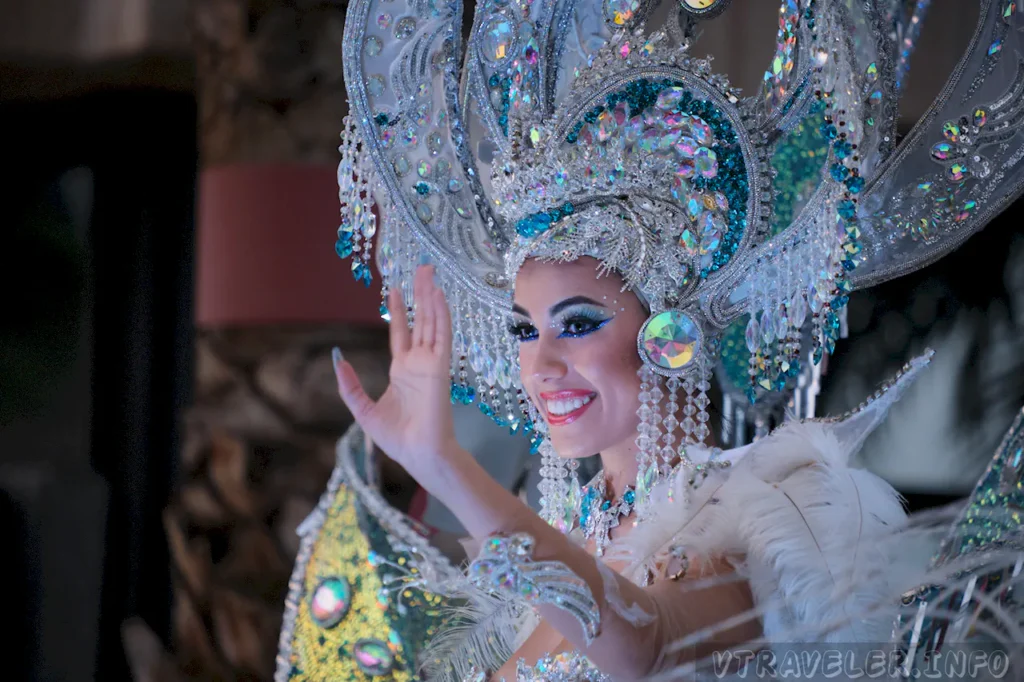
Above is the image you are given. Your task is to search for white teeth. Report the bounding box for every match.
[546,395,593,416]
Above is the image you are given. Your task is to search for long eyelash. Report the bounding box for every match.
[552,305,614,338]
[507,319,538,341]
[550,305,613,329]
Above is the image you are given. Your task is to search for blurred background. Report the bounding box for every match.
[0,1,1021,681]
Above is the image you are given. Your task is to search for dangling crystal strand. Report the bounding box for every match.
[634,365,659,515]
[539,439,570,532]
[694,363,712,444]
[662,376,681,475]
[564,458,582,533]
[681,376,697,445]
[537,438,560,527]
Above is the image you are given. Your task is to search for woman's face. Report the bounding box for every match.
[512,257,647,459]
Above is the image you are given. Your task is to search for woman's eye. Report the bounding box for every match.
[508,322,538,342]
[561,317,605,337]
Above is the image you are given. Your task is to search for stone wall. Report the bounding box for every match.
[127,326,390,682]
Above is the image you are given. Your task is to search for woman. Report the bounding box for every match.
[278,0,1024,679]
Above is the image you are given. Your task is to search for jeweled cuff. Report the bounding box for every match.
[468,533,602,644]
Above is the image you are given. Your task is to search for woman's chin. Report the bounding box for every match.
[548,432,601,460]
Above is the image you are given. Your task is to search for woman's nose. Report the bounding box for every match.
[526,336,567,382]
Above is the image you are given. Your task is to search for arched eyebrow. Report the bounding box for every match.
[511,295,603,319]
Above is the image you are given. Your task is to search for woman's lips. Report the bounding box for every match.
[539,390,597,427]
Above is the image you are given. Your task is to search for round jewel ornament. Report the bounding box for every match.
[638,308,704,375]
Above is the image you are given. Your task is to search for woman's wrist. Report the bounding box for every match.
[410,440,475,492]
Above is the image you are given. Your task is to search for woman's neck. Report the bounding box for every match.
[597,438,641,499]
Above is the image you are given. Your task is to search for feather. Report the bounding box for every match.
[419,588,532,682]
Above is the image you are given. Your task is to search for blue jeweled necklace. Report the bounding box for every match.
[578,473,635,557]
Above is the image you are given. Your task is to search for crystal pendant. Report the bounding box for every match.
[640,310,701,371]
[745,316,760,352]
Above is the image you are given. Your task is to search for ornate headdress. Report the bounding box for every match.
[337,0,1024,525]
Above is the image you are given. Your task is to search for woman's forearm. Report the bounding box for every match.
[416,450,756,679]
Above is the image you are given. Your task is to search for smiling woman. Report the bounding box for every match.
[276,0,1024,679]
[511,258,648,465]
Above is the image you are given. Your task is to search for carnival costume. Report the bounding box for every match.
[277,0,1024,679]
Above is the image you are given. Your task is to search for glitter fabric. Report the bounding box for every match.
[896,409,1024,668]
[276,460,450,682]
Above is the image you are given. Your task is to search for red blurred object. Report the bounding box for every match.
[196,163,383,327]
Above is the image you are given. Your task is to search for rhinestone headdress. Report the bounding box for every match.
[337,0,1024,524]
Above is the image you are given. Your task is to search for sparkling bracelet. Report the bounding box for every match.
[468,533,601,644]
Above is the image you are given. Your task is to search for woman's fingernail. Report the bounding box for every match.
[332,347,343,370]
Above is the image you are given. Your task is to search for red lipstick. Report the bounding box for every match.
[538,389,597,427]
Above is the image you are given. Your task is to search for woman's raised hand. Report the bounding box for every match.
[333,265,459,479]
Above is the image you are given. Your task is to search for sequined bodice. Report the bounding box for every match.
[514,652,610,682]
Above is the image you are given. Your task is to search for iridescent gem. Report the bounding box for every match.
[414,104,431,127]
[416,201,433,223]
[674,158,696,179]
[686,196,703,220]
[678,228,699,256]
[555,169,569,185]
[482,15,515,64]
[688,117,714,146]
[988,39,1003,56]
[352,639,394,676]
[656,87,686,111]
[394,16,416,39]
[638,128,663,151]
[1004,1,1017,22]
[673,136,698,158]
[377,13,392,29]
[942,121,961,142]
[701,229,722,254]
[379,127,396,148]
[392,155,410,176]
[612,102,628,125]
[427,130,444,154]
[435,158,451,179]
[640,310,701,371]
[865,62,879,83]
[657,128,681,152]
[402,126,418,146]
[694,147,718,178]
[604,0,641,26]
[448,178,464,193]
[947,162,969,182]
[624,116,645,141]
[367,75,385,97]
[364,36,382,57]
[930,142,954,161]
[974,108,988,127]
[595,110,617,141]
[700,213,725,252]
[310,577,351,629]
[378,243,393,276]
[714,192,729,211]
[663,112,685,128]
[417,160,432,178]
